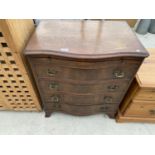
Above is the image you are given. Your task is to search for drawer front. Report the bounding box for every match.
[44,102,118,116]
[31,57,141,69]
[39,79,129,94]
[43,93,122,106]
[125,102,155,118]
[30,57,140,81]
[134,89,155,101]
[33,63,138,81]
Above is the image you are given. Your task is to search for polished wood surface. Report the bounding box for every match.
[31,58,140,81]
[39,79,129,94]
[25,20,148,59]
[45,103,118,117]
[25,20,148,117]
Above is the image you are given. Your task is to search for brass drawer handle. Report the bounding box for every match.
[107,85,119,91]
[51,95,60,103]
[149,109,155,115]
[104,96,113,103]
[113,70,125,78]
[49,82,59,89]
[47,68,57,76]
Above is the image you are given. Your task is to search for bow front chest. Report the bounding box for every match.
[24,20,148,117]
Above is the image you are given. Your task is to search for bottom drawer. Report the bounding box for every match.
[125,102,155,117]
[116,110,155,123]
[44,102,118,116]
[44,93,122,106]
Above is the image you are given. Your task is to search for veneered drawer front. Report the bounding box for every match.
[44,102,118,116]
[33,62,138,81]
[125,102,155,117]
[31,57,141,69]
[43,93,122,106]
[39,79,129,94]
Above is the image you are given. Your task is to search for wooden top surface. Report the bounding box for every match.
[25,20,148,59]
[136,48,155,88]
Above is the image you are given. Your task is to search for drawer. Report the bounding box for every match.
[125,102,155,118]
[33,62,138,81]
[39,79,129,94]
[44,102,118,116]
[43,93,123,106]
[31,57,141,69]
[134,89,155,101]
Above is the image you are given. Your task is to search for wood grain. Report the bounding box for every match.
[25,20,147,117]
[136,49,155,88]
[116,110,155,123]
[117,48,155,123]
[0,19,34,54]
[0,20,41,111]
[44,102,118,117]
[25,20,148,59]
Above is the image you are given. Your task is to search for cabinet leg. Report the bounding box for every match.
[45,111,52,117]
[107,113,115,119]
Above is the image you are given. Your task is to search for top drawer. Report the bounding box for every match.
[30,57,141,69]
[29,57,140,81]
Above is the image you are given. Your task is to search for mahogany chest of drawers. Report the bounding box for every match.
[24,20,148,117]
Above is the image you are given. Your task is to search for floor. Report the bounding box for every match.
[0,33,155,135]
